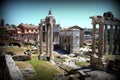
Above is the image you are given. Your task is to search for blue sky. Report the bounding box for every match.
[0,0,119,28]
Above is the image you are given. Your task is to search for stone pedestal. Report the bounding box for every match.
[98,58,104,70]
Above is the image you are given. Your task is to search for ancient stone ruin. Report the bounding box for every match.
[90,11,120,70]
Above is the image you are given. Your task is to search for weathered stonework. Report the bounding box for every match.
[90,12,120,70]
[38,10,55,61]
[59,29,80,54]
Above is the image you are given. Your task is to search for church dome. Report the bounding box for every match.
[45,9,56,24]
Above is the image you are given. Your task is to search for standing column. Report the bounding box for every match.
[58,32,59,44]
[109,25,113,54]
[46,24,49,56]
[92,23,96,55]
[91,23,96,66]
[113,26,118,54]
[104,25,108,54]
[98,23,104,57]
[49,24,53,61]
[38,23,43,60]
[118,26,120,54]
[98,23,104,70]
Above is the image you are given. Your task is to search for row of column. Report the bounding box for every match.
[92,24,120,56]
[91,21,120,69]
[39,19,53,61]
[104,25,120,55]
[113,26,120,54]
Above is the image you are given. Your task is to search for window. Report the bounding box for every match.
[22,34,24,37]
[43,26,45,31]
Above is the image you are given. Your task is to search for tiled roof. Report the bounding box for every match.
[18,23,38,29]
[16,28,21,30]
[66,25,84,30]
[6,27,15,30]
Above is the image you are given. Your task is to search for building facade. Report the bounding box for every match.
[17,23,38,44]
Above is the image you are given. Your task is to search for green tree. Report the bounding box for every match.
[11,24,16,28]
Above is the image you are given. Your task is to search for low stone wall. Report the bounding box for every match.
[5,55,23,80]
[0,55,10,80]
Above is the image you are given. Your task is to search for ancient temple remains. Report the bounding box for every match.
[90,12,120,70]
[38,10,56,61]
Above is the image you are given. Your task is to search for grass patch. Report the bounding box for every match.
[79,54,90,58]
[54,58,64,63]
[15,61,31,69]
[76,61,89,67]
[26,55,60,80]
[0,46,24,54]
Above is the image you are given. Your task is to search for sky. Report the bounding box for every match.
[0,0,120,28]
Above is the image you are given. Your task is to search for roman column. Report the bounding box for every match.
[98,22,104,70]
[109,25,113,54]
[104,25,108,54]
[98,23,104,57]
[38,22,43,60]
[92,23,96,55]
[113,25,118,54]
[118,26,120,54]
[49,23,53,61]
[46,24,49,57]
[91,22,96,67]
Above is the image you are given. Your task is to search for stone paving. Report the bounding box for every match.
[63,61,79,69]
[21,66,35,79]
[86,70,117,80]
[53,51,117,80]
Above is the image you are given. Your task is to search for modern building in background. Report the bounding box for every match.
[84,28,99,45]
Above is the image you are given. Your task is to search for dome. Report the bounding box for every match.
[45,9,56,24]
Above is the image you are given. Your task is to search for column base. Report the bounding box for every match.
[90,54,98,69]
[50,59,56,65]
[38,53,55,61]
[38,54,47,60]
[90,54,107,70]
[97,57,106,70]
